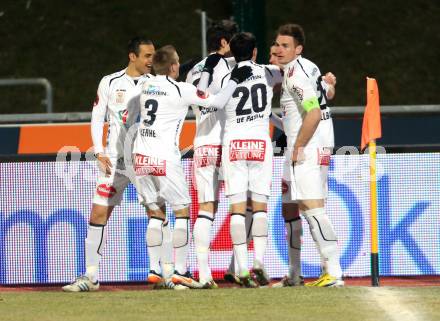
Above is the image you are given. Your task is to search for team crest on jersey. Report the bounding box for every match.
[291,86,304,101]
[229,139,266,162]
[134,154,166,176]
[288,66,294,77]
[115,90,125,104]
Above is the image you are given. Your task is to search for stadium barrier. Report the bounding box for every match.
[1,154,439,284]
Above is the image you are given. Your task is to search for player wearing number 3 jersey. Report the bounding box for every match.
[133,45,252,289]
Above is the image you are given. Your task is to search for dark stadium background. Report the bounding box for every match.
[0,0,439,114]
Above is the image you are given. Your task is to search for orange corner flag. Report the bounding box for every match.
[361,77,382,151]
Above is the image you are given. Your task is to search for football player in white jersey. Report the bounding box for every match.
[133,45,252,289]
[199,32,283,287]
[273,23,343,287]
[63,37,156,292]
[186,20,242,289]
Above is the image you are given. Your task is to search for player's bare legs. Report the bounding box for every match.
[299,199,343,286]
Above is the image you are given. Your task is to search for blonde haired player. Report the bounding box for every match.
[133,45,252,289]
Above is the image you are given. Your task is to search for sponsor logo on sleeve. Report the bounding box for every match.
[229,139,266,162]
[97,184,117,198]
[134,154,166,176]
[194,145,222,168]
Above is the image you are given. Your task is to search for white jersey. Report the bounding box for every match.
[280,56,334,148]
[133,75,237,164]
[186,54,231,147]
[223,61,283,140]
[91,69,150,156]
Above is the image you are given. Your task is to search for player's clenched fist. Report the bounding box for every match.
[230,65,252,84]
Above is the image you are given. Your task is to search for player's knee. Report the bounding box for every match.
[146,217,164,247]
[90,204,113,224]
[230,214,247,244]
[302,208,337,242]
[173,217,190,248]
[251,211,268,237]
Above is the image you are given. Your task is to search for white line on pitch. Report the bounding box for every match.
[366,287,425,321]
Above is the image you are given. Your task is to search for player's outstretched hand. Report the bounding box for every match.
[96,153,113,177]
[202,53,223,74]
[230,65,252,84]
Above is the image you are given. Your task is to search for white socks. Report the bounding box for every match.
[161,220,174,279]
[230,214,248,277]
[194,211,214,283]
[173,217,190,275]
[146,217,164,274]
[285,217,302,279]
[228,208,252,274]
[252,211,268,268]
[85,223,107,282]
[302,208,342,278]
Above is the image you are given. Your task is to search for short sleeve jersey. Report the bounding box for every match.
[280,56,334,148]
[93,69,150,156]
[186,55,231,147]
[223,61,283,141]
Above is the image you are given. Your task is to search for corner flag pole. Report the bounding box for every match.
[369,140,379,286]
[361,77,382,286]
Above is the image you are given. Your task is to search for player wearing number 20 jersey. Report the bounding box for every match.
[222,60,282,198]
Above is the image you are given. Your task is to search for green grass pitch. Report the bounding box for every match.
[1,287,440,321]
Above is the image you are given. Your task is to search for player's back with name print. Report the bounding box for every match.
[136,75,188,162]
[223,61,280,139]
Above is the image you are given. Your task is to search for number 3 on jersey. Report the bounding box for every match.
[234,83,267,116]
[143,99,158,126]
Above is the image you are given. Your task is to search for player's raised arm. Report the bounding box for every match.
[321,72,336,100]
[186,65,252,109]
